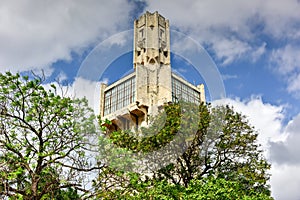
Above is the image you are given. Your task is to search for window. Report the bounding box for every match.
[139,28,144,39]
[160,29,164,38]
[103,76,135,116]
[172,77,200,104]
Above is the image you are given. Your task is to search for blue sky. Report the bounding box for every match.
[0,1,300,199]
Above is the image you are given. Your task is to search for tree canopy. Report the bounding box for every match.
[96,102,272,199]
[0,72,100,199]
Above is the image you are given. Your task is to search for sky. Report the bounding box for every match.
[0,1,300,199]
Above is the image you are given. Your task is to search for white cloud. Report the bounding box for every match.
[221,74,238,81]
[271,45,300,75]
[259,0,300,39]
[171,34,201,55]
[270,164,300,200]
[251,42,267,62]
[270,114,300,165]
[213,97,300,200]
[42,76,100,115]
[213,96,286,150]
[269,113,300,200]
[271,45,300,96]
[104,30,133,47]
[56,71,68,82]
[288,74,300,95]
[0,0,135,72]
[211,38,251,65]
[72,77,100,114]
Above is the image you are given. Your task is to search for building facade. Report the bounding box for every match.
[99,11,205,131]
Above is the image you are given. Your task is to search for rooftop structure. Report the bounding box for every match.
[99,11,205,131]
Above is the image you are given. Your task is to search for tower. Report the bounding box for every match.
[134,11,172,116]
[99,11,205,132]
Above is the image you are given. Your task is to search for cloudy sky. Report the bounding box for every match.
[1,1,300,199]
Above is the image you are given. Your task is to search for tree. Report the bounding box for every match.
[0,72,101,199]
[97,173,272,199]
[96,102,272,199]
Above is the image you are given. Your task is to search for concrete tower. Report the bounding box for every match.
[134,11,172,116]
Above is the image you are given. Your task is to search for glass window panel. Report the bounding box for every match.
[171,77,200,104]
[103,76,136,115]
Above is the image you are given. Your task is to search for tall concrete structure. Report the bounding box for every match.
[99,11,205,131]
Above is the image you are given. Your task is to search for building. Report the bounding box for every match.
[99,11,205,132]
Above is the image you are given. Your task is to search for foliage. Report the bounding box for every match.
[0,72,100,199]
[41,187,80,200]
[110,174,273,200]
[96,102,272,199]
[105,103,181,152]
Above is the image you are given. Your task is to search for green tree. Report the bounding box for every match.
[107,174,272,200]
[96,102,272,199]
[0,72,100,199]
